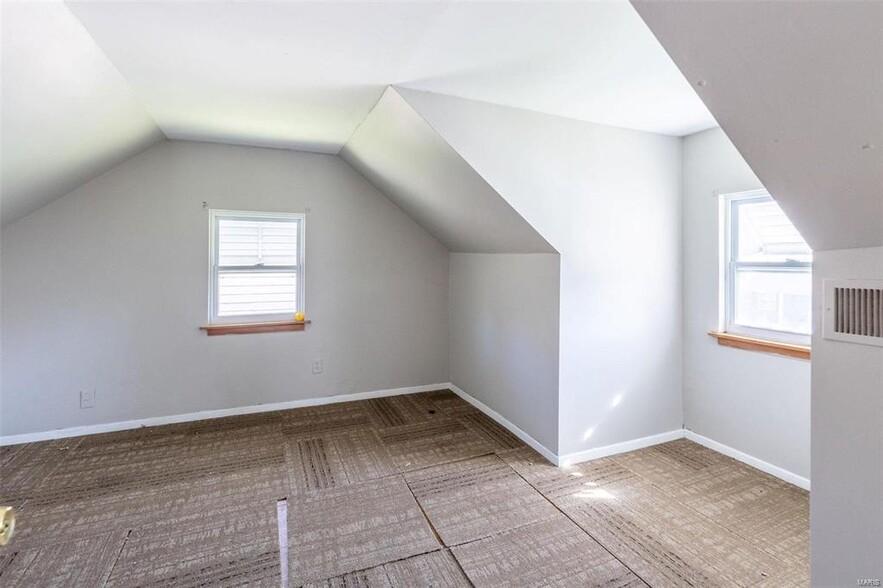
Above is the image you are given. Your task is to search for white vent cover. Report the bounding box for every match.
[823,279,883,347]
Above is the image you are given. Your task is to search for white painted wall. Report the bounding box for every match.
[634,4,882,580]
[0,141,450,436]
[682,128,811,480]
[811,247,883,585]
[449,253,560,453]
[341,88,553,254]
[398,89,683,456]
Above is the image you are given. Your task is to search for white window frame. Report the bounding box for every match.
[208,209,305,324]
[722,190,811,345]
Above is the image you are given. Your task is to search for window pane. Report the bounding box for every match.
[218,219,298,266]
[217,271,297,316]
[734,269,811,335]
[736,199,812,263]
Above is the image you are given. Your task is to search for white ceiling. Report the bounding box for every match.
[1,1,164,226]
[399,1,715,136]
[634,0,883,251]
[66,0,714,153]
[3,1,715,226]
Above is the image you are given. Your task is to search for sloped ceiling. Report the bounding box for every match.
[399,1,714,137]
[633,1,883,251]
[5,1,714,226]
[341,88,553,254]
[65,1,448,154]
[394,87,681,257]
[66,0,712,150]
[1,1,164,226]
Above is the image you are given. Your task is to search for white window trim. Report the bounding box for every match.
[721,190,811,346]
[208,209,305,325]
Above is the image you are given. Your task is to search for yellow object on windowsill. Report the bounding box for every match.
[294,312,305,322]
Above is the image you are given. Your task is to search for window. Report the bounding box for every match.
[209,210,304,324]
[723,191,811,344]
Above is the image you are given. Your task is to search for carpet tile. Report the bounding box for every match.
[0,390,809,587]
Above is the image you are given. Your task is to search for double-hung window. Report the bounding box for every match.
[723,191,812,344]
[209,210,304,324]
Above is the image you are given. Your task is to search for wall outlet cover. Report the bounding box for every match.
[79,390,95,409]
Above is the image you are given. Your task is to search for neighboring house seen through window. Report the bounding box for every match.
[723,191,812,344]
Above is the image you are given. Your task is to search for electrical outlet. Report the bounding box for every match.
[311,359,323,374]
[79,390,95,409]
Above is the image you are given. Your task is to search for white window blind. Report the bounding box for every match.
[724,191,811,343]
[210,210,304,323]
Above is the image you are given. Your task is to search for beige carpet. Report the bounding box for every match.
[0,390,809,587]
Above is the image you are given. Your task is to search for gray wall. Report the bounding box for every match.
[449,253,560,453]
[811,247,883,585]
[398,88,683,456]
[682,128,811,480]
[0,141,450,436]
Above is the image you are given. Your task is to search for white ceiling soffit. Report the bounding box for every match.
[1,1,164,227]
[340,87,554,254]
[398,1,715,137]
[633,1,883,251]
[66,0,714,158]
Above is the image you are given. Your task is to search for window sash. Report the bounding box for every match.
[725,263,812,340]
[723,192,811,344]
[728,195,811,264]
[209,210,305,324]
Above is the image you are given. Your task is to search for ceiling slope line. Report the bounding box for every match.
[395,82,715,140]
[385,86,557,254]
[334,87,389,157]
[61,0,165,139]
[391,87,580,255]
[1,1,167,226]
[340,86,556,255]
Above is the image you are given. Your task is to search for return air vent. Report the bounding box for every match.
[823,280,883,347]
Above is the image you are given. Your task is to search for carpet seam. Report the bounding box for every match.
[102,528,133,587]
[502,458,654,588]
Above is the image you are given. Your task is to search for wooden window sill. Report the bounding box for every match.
[200,320,311,336]
[709,332,810,360]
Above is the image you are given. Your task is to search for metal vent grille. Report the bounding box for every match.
[834,287,883,336]
[824,280,883,347]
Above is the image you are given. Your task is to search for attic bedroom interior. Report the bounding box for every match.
[0,1,880,586]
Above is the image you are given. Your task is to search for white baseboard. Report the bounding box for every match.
[0,382,449,446]
[684,430,810,490]
[447,383,560,466]
[0,382,811,491]
[558,429,686,467]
